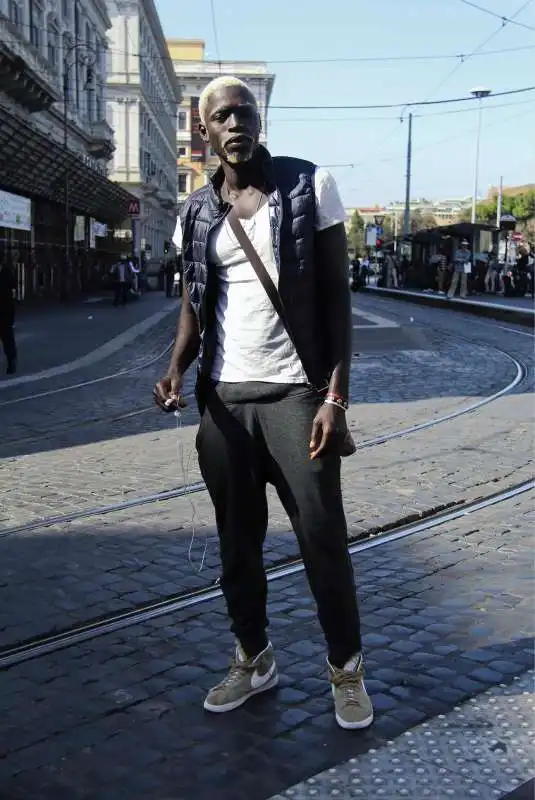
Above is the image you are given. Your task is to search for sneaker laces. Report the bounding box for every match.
[217,656,254,689]
[331,667,366,707]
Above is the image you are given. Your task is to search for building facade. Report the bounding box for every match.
[166,39,275,206]
[0,0,137,300]
[107,0,180,272]
[386,197,473,226]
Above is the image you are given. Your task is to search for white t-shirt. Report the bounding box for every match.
[172,167,346,383]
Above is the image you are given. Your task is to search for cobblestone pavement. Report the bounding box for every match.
[272,672,534,799]
[0,298,533,650]
[0,490,532,799]
[1,293,178,382]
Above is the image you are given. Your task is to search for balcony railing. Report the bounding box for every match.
[0,12,61,112]
[87,119,115,159]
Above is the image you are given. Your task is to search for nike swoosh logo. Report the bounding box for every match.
[251,661,276,690]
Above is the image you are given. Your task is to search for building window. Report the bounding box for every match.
[95,84,103,121]
[47,25,59,70]
[178,146,186,157]
[178,174,188,194]
[178,111,188,131]
[8,0,22,26]
[61,0,70,20]
[30,1,44,50]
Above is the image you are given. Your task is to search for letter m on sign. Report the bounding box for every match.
[127,199,140,218]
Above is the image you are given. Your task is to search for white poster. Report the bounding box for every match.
[365,225,377,247]
[0,189,32,231]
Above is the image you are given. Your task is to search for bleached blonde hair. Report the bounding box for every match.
[199,76,255,124]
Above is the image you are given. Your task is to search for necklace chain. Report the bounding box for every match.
[224,185,265,240]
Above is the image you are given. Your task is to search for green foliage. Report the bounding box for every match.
[347,209,365,256]
[461,189,535,224]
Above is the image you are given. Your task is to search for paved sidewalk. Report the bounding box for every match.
[0,489,531,799]
[365,286,534,326]
[272,673,534,799]
[1,293,179,386]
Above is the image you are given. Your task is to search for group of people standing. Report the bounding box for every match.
[434,241,534,299]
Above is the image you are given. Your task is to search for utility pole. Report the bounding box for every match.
[496,175,503,228]
[403,112,413,237]
[470,87,492,225]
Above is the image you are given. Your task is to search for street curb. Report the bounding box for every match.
[363,286,535,328]
[0,299,179,391]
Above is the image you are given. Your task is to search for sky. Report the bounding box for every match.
[155,0,535,208]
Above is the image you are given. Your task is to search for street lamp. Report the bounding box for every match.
[62,42,95,294]
[470,87,491,225]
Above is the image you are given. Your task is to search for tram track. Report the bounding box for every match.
[0,348,526,538]
[0,337,175,411]
[0,299,532,668]
[0,478,532,670]
[0,338,176,451]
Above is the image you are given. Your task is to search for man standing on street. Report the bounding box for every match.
[111,256,131,307]
[154,76,373,731]
[447,239,472,299]
[0,261,17,374]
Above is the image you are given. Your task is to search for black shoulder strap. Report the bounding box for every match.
[226,206,296,348]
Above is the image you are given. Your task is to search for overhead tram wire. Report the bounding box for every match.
[268,98,535,124]
[268,85,535,110]
[459,0,535,31]
[419,0,534,103]
[265,43,535,64]
[1,22,534,65]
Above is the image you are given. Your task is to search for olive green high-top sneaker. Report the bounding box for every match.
[204,642,278,713]
[328,653,374,730]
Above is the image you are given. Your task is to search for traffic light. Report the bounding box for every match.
[376,237,383,250]
[164,240,170,254]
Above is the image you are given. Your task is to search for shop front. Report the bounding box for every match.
[0,105,138,302]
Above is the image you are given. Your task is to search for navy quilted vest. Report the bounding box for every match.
[179,148,330,388]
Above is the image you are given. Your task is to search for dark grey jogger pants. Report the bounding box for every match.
[196,381,361,667]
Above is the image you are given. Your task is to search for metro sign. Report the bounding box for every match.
[127,199,140,217]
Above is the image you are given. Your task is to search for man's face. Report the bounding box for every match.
[200,86,261,165]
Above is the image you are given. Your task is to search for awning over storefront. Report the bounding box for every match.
[0,106,136,224]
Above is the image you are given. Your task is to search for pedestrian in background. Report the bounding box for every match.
[0,261,17,374]
[111,257,131,306]
[447,239,471,299]
[385,250,398,288]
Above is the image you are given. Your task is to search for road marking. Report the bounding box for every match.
[495,324,534,337]
[0,300,179,391]
[352,307,400,329]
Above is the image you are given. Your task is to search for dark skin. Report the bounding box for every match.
[154,85,352,459]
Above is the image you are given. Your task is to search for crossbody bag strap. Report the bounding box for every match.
[226,206,296,348]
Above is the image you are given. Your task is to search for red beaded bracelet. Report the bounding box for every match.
[325,393,349,410]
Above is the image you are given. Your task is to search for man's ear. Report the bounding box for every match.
[199,123,209,143]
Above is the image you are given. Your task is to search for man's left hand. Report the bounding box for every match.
[309,402,347,460]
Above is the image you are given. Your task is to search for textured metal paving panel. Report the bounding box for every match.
[272,672,534,799]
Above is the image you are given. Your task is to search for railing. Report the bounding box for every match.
[88,119,114,141]
[0,13,61,100]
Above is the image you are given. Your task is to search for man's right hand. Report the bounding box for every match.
[153,370,186,412]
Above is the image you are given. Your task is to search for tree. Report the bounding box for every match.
[410,209,436,233]
[347,209,365,256]
[458,190,535,224]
